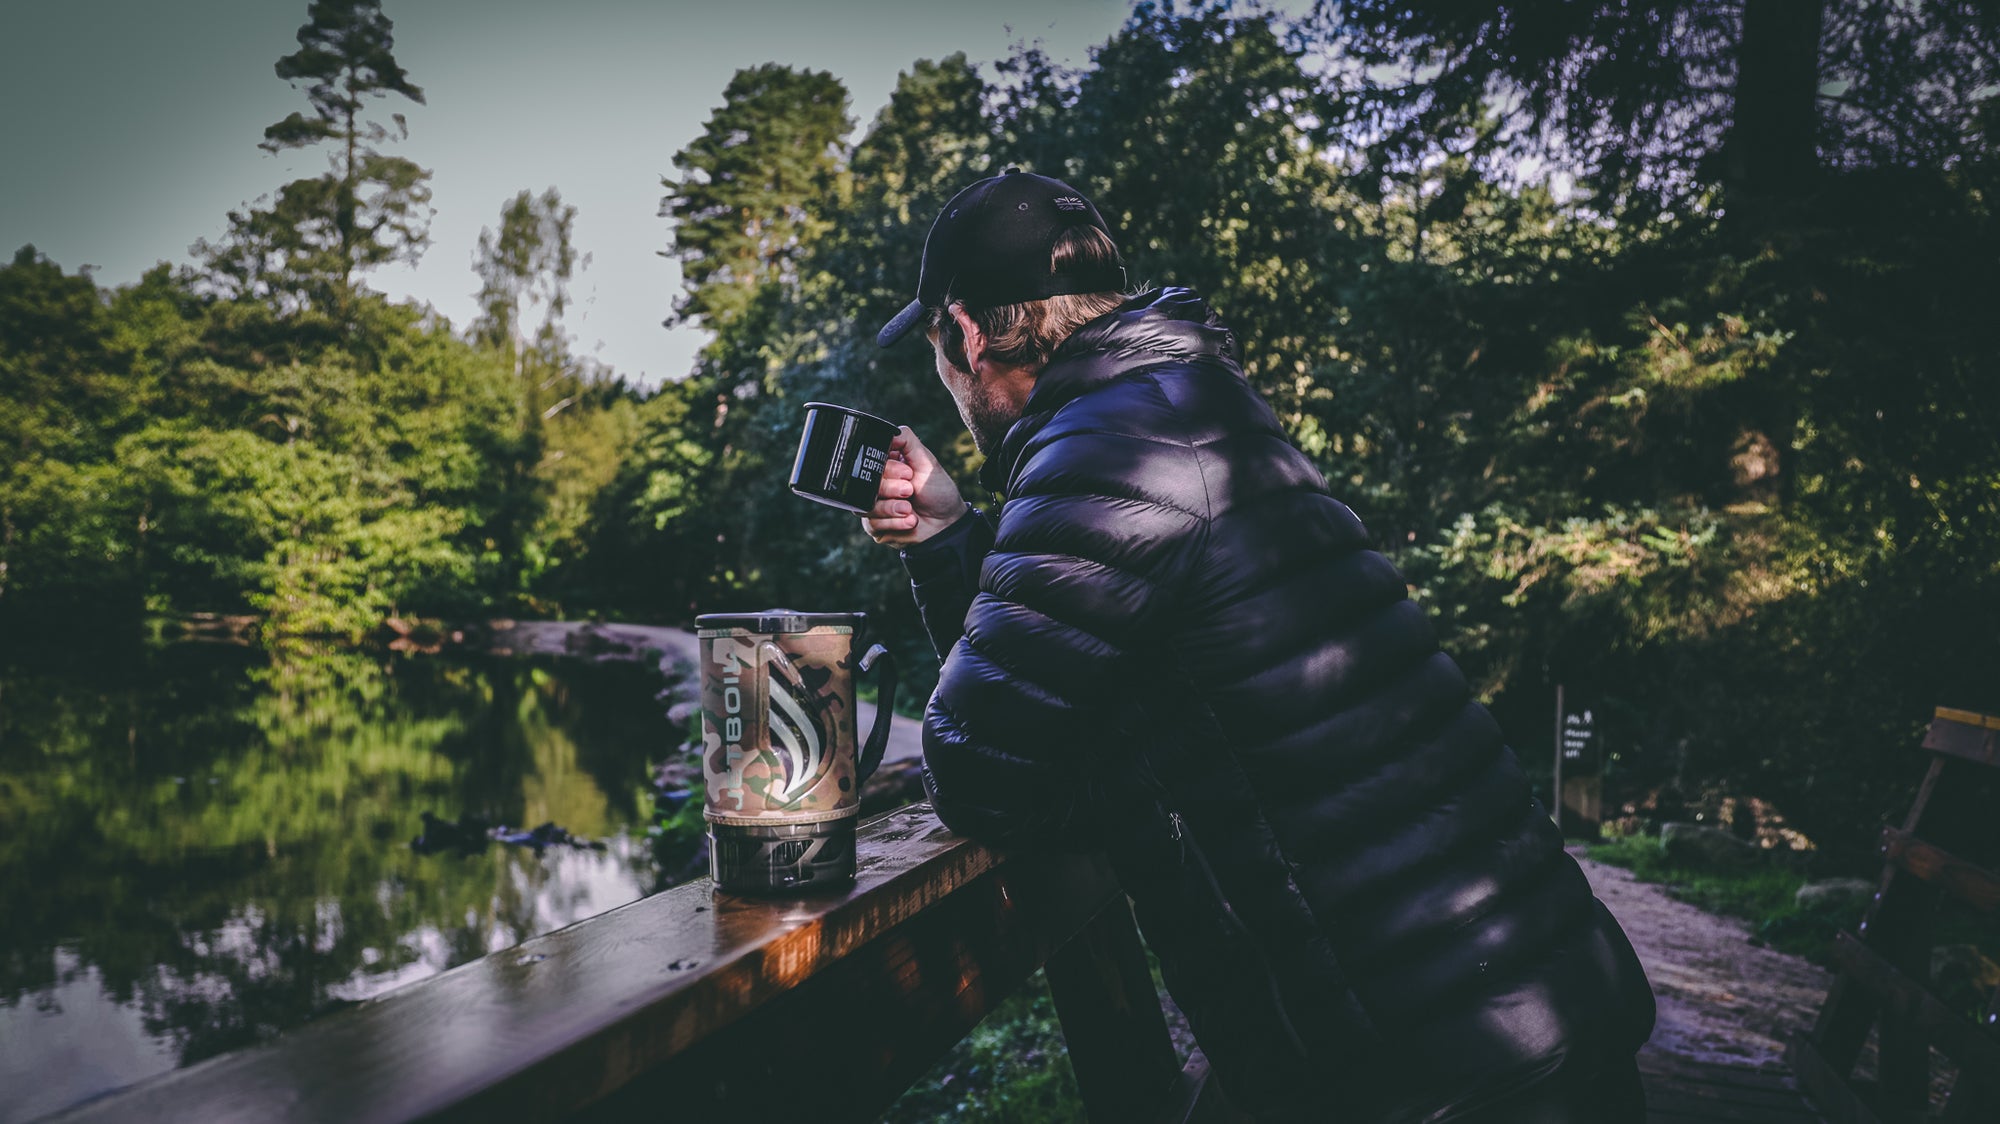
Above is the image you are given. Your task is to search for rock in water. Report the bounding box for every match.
[411,811,492,854]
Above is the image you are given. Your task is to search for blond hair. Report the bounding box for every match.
[932,225,1132,371]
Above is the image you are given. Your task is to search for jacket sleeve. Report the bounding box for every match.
[920,431,1207,849]
[898,503,996,660]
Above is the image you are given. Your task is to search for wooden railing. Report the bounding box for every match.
[50,804,1231,1123]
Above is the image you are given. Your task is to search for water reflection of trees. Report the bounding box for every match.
[0,642,675,1079]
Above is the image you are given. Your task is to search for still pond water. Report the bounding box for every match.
[0,641,692,1123]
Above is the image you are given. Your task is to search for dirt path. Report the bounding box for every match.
[1571,846,1831,1070]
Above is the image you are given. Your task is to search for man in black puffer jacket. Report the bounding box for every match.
[863,170,1655,1122]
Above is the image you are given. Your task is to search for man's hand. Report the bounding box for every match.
[863,427,967,547]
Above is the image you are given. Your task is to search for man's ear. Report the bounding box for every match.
[947,303,987,373]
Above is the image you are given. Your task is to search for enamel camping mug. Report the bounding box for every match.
[789,402,900,514]
[694,609,898,894]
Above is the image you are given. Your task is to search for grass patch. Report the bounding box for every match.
[1585,834,1859,963]
[879,968,1086,1124]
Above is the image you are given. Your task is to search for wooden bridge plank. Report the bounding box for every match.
[1636,1053,1825,1122]
[1644,1088,1818,1122]
[1637,1052,1800,1091]
[46,805,1026,1124]
[1641,1077,1818,1113]
[1931,707,2000,732]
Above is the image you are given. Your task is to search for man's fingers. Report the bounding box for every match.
[882,459,914,480]
[867,498,913,520]
[861,512,920,543]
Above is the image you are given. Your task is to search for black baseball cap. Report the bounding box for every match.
[875,168,1125,347]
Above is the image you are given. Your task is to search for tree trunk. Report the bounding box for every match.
[342,70,359,308]
[1726,0,1826,207]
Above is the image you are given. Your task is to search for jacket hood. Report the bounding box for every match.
[980,287,1237,494]
[1026,287,1236,416]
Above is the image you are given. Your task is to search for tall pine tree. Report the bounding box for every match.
[199,0,430,312]
[660,64,852,343]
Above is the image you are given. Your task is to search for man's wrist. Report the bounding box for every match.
[900,503,981,579]
[908,501,975,546]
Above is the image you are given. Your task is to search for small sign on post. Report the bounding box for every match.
[1551,687,1603,838]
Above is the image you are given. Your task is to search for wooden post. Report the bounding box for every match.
[1044,896,1180,1122]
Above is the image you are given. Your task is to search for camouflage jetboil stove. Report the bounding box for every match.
[694,610,898,894]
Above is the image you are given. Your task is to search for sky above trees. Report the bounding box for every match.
[0,0,1179,386]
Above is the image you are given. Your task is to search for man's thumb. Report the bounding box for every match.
[896,426,938,468]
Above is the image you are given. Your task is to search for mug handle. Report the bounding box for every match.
[856,644,898,786]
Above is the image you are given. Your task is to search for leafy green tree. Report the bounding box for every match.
[198,0,430,311]
[0,247,146,616]
[660,64,853,338]
[0,239,539,639]
[464,187,645,608]
[471,187,581,367]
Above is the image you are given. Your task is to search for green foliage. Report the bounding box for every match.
[881,970,1086,1124]
[1036,4,1356,426]
[463,184,640,612]
[2,6,644,639]
[0,250,536,638]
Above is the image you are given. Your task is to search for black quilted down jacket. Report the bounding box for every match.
[902,288,1655,1119]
